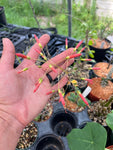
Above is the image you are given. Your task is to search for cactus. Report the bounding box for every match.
[67,87,90,108]
[88,95,113,126]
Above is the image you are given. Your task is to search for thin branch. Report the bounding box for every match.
[28,0,41,32]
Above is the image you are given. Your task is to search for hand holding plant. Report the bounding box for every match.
[0,34,77,150]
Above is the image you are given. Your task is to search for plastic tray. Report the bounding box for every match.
[29,102,91,150]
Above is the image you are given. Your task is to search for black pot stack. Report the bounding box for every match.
[29,102,91,150]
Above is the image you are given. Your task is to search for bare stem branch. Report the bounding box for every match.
[28,0,41,32]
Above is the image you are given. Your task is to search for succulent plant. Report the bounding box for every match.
[67,87,90,108]
[88,95,113,126]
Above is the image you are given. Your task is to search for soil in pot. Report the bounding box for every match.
[61,62,92,90]
[34,102,53,122]
[93,62,113,79]
[90,38,111,49]
[88,99,111,126]
[64,91,90,112]
[87,77,113,101]
[16,122,38,150]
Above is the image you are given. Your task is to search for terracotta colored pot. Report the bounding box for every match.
[106,145,113,150]
[87,77,113,101]
[93,62,113,79]
[64,91,85,112]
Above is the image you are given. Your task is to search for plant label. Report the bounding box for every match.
[82,86,92,97]
[100,42,105,48]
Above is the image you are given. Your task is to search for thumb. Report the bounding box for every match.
[0,38,15,70]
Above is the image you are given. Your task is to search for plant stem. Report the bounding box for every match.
[104,95,113,107]
[28,0,41,31]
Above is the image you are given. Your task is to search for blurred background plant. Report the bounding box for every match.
[1,0,113,39]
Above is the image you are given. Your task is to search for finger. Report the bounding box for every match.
[42,48,75,72]
[21,34,50,65]
[0,38,15,70]
[49,58,74,80]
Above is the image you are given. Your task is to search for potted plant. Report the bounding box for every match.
[64,60,93,91]
[64,85,91,112]
[91,62,113,79]
[88,64,113,102]
[87,97,112,126]
[88,18,113,62]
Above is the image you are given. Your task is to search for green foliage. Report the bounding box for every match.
[1,0,113,39]
[71,1,98,40]
[67,90,90,107]
[88,50,95,58]
[34,115,41,121]
[97,17,113,40]
[0,0,58,27]
[68,92,77,103]
[106,110,113,131]
[67,122,107,150]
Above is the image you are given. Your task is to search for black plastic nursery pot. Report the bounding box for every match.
[30,101,91,150]
[36,134,65,150]
[51,110,77,137]
[89,38,111,62]
[105,126,113,147]
[0,6,7,27]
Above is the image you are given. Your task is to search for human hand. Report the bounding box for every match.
[0,34,75,129]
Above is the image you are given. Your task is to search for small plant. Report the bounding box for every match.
[67,87,90,108]
[88,97,113,126]
[16,35,95,109]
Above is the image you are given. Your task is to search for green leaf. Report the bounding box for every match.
[110,48,113,51]
[34,115,41,121]
[77,98,91,107]
[88,50,95,58]
[106,110,113,131]
[67,122,107,150]
[88,40,93,46]
[68,93,76,103]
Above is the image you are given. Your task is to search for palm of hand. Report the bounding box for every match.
[0,35,52,127]
[0,64,51,126]
[0,34,74,128]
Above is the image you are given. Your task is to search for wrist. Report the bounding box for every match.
[0,110,25,150]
